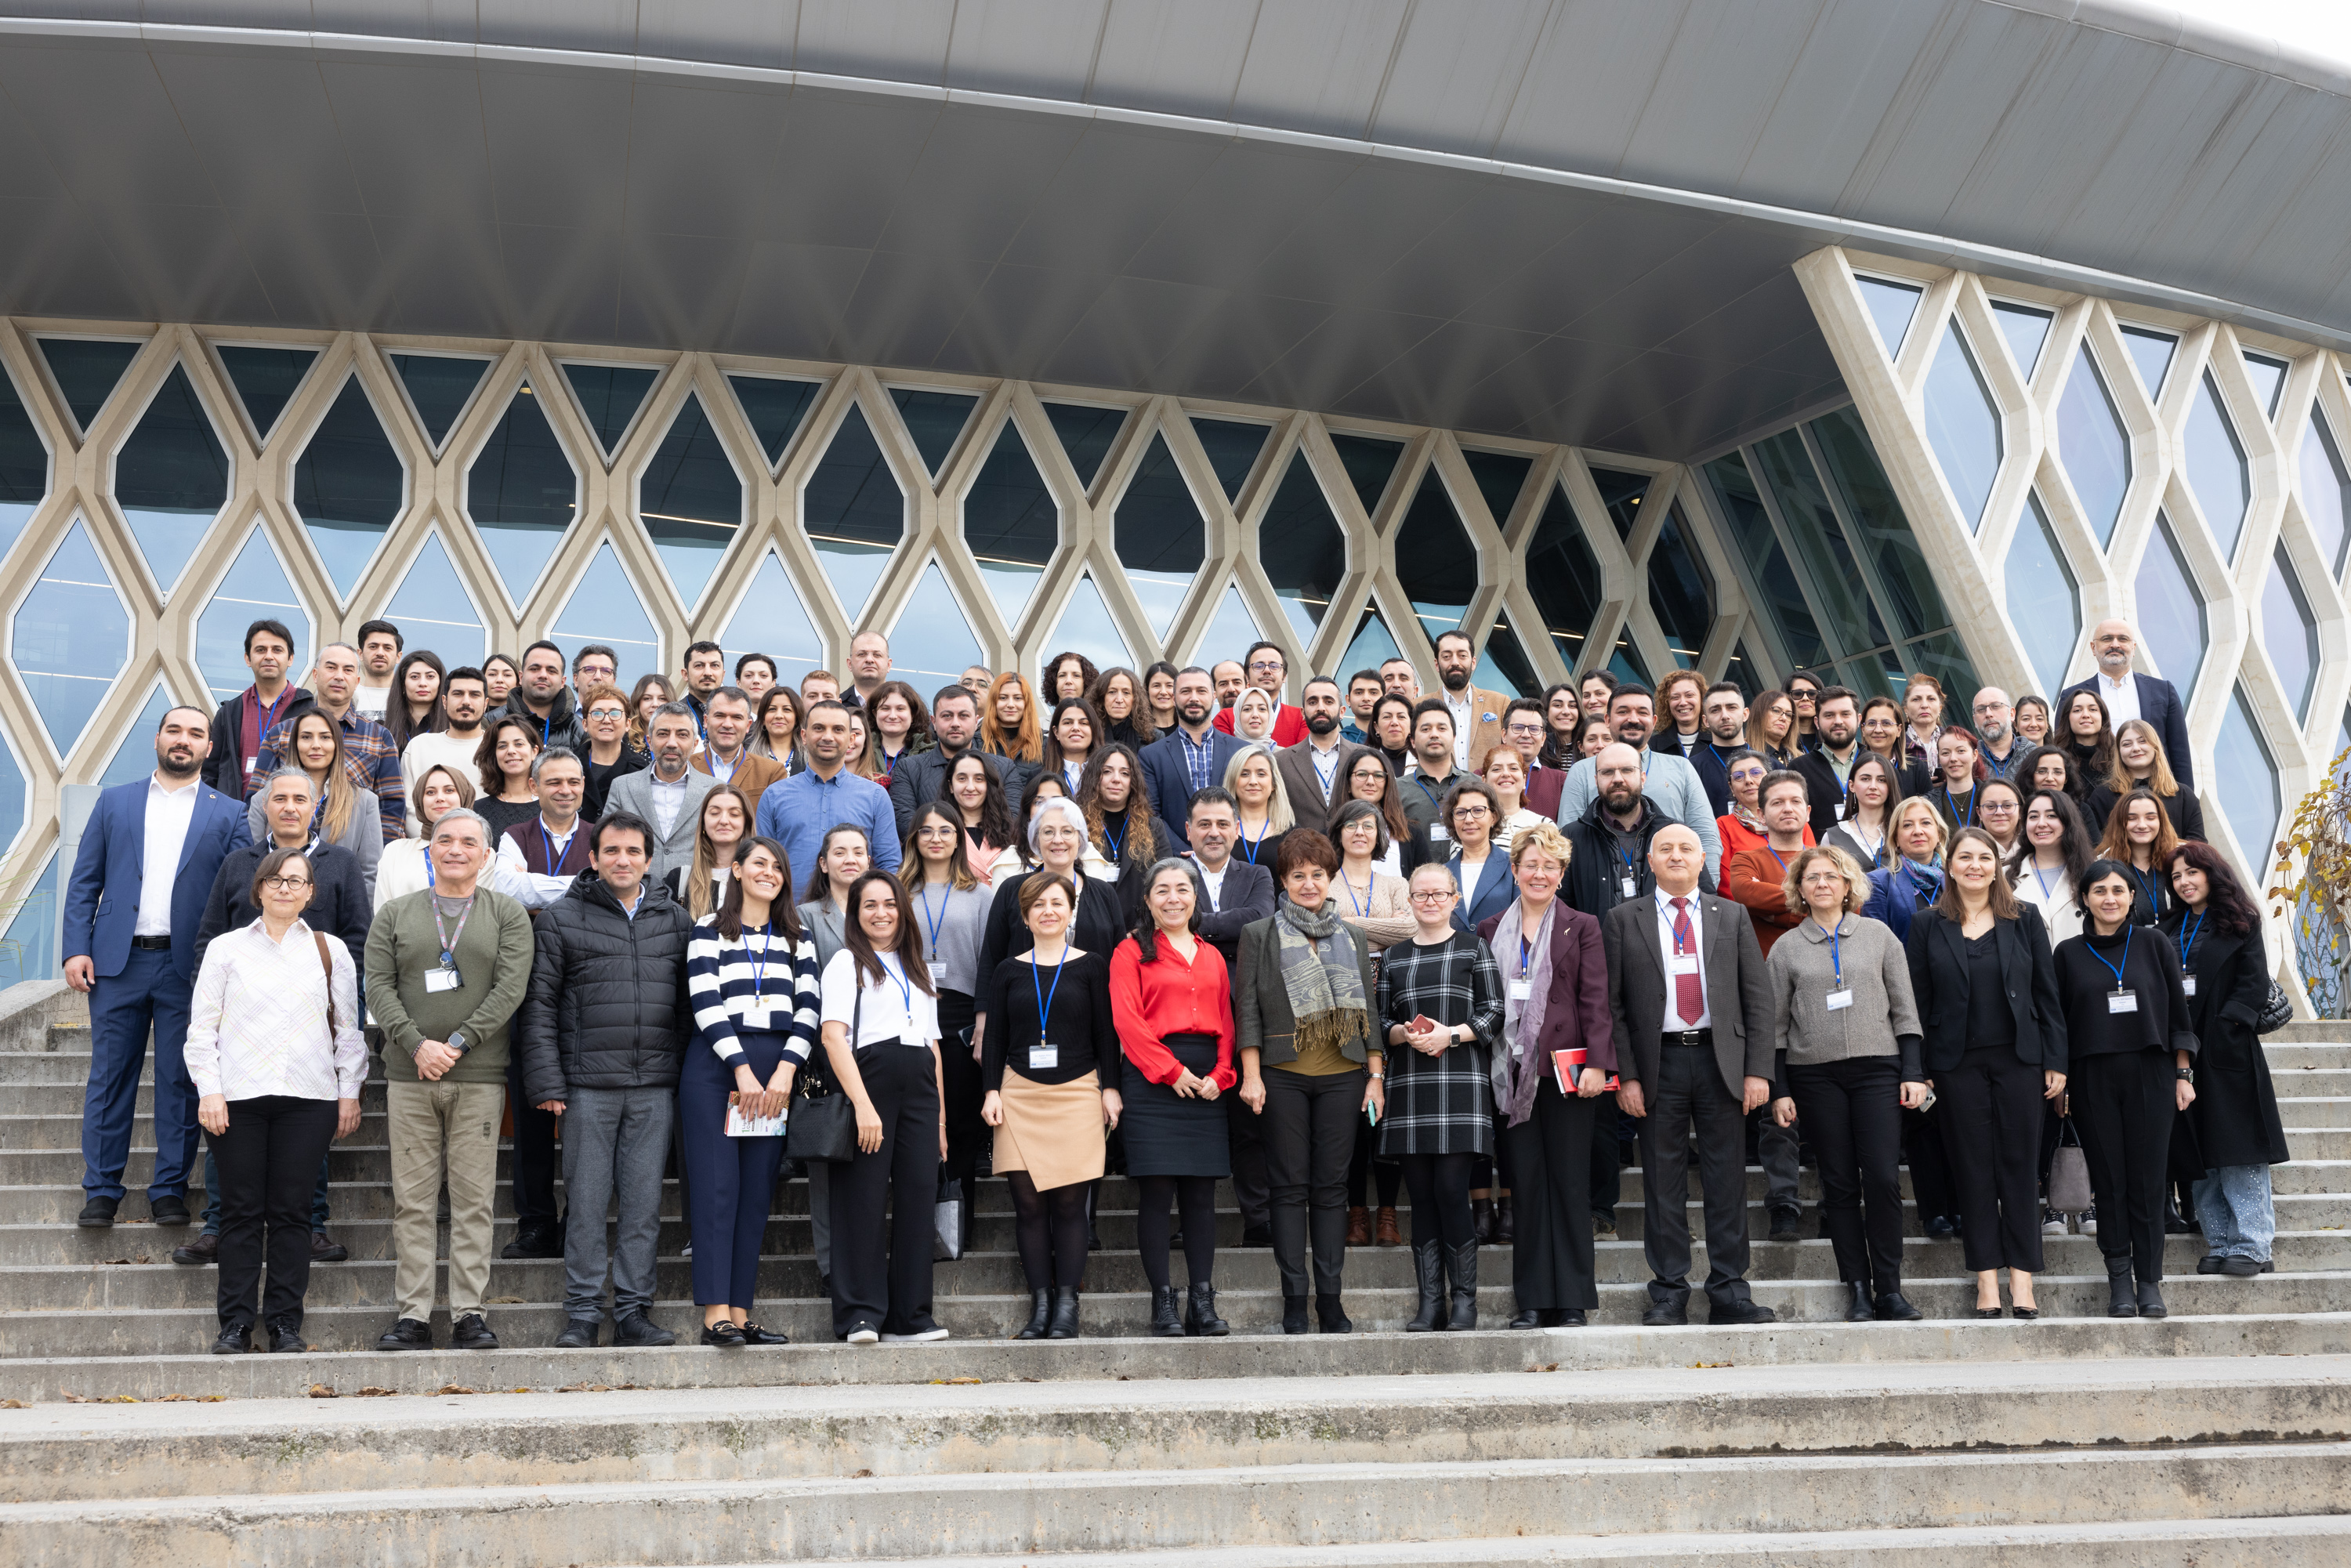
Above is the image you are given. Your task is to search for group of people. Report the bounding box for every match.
[58,606,2288,1352]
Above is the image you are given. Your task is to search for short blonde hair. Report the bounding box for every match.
[1509,820,1574,875]
[1781,844,1867,914]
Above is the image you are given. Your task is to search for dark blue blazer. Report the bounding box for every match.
[1862,860,1943,943]
[1141,728,1246,851]
[64,778,252,983]
[1448,849,1519,935]
[2059,672,2193,790]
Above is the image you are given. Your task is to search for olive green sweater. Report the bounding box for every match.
[364,887,535,1082]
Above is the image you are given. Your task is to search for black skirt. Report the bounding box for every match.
[1118,1033,1232,1179]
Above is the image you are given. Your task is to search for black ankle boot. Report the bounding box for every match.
[1845,1280,1874,1323]
[1045,1287,1081,1339]
[2106,1258,2138,1318]
[1016,1288,1051,1339]
[1186,1282,1229,1337]
[1493,1194,1515,1244]
[2135,1276,2167,1319]
[1281,1294,1310,1334]
[1148,1285,1184,1337]
[1405,1239,1447,1332]
[1471,1197,1494,1244]
[1447,1240,1479,1330]
[1316,1291,1352,1333]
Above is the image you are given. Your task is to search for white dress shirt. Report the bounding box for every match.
[820,948,940,1047]
[183,918,368,1100]
[647,771,690,840]
[2096,671,2142,729]
[494,817,585,909]
[1654,889,1712,1030]
[1307,738,1346,801]
[1191,857,1231,912]
[1443,691,1475,767]
[136,776,201,938]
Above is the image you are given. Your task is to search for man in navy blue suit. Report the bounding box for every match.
[63,706,252,1228]
[2059,619,2195,791]
[1140,666,1244,851]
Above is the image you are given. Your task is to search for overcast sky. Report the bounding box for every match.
[2169,0,2351,67]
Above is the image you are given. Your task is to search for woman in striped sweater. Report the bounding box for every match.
[683,835,822,1347]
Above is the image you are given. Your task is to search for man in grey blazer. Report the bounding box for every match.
[1603,823,1777,1327]
[602,701,719,886]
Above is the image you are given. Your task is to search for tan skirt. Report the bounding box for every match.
[994,1069,1107,1192]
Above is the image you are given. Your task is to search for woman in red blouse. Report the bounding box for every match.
[1108,858,1239,1338]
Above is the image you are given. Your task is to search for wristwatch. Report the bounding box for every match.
[2175,1066,2193,1082]
[447,1031,469,1056]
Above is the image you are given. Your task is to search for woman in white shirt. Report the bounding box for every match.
[2010,788,2092,946]
[185,848,366,1355]
[374,765,527,911]
[820,871,947,1345]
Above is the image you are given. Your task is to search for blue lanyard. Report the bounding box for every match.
[1411,773,1446,811]
[2032,864,2056,901]
[1705,743,1734,773]
[1945,786,1976,829]
[1615,838,1640,886]
[1817,918,1844,984]
[2129,865,2162,915]
[1030,954,1065,1041]
[1239,814,1272,864]
[538,820,570,875]
[1766,846,1789,878]
[917,885,947,953]
[1900,857,1940,905]
[2086,925,2133,992]
[2178,910,2205,972]
[1517,934,1533,980]
[876,954,911,1015]
[1341,869,1372,917]
[747,920,774,1001]
[1102,815,1127,864]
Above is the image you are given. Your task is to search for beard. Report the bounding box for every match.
[1440,667,1470,692]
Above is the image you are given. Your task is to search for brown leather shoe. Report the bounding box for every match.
[310,1229,348,1263]
[172,1232,219,1266]
[1374,1207,1401,1247]
[1346,1206,1371,1246]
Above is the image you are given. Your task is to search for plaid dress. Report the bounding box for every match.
[1375,932,1502,1156]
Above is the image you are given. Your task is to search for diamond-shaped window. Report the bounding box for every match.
[1046,572,1136,674]
[963,422,1060,627]
[292,374,404,601]
[467,380,580,607]
[890,389,979,479]
[35,336,139,435]
[730,375,822,470]
[1811,407,1948,642]
[1259,450,1348,641]
[98,684,176,788]
[2055,344,2132,549]
[1923,323,2002,531]
[549,541,659,682]
[389,352,492,452]
[215,345,318,444]
[1393,468,1477,648]
[195,525,313,702]
[1460,448,1533,531]
[382,531,488,671]
[1853,277,1922,359]
[1524,483,1610,673]
[1194,582,1265,672]
[0,852,57,985]
[1610,632,1650,686]
[114,364,229,592]
[1592,467,1646,541]
[1114,430,1208,639]
[889,559,987,687]
[1646,502,1715,668]
[802,404,905,621]
[2217,685,2281,868]
[1340,606,1404,674]
[10,520,129,755]
[561,362,658,459]
[1753,429,1889,654]
[0,364,49,564]
[1991,302,2052,379]
[2244,353,2288,421]
[2302,411,2350,578]
[1042,402,1125,494]
[1704,454,1831,672]
[1328,433,1404,519]
[2120,326,2176,398]
[2264,546,2320,722]
[0,722,20,856]
[720,549,828,692]
[2135,511,2208,701]
[2006,493,2080,702]
[2185,372,2251,560]
[638,390,742,612]
[1190,417,1269,502]
[1474,611,1540,697]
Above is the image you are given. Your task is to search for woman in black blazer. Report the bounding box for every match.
[1442,777,1517,935]
[1904,827,2068,1319]
[2083,719,2207,846]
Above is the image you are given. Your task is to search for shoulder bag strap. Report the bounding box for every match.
[313,930,339,1036]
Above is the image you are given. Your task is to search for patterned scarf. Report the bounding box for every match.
[1491,897,1556,1127]
[1273,896,1369,1059]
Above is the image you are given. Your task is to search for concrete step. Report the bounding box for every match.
[2,1082,393,1116]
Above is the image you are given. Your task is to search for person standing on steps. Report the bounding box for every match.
[1179,788,1276,1246]
[520,812,694,1351]
[254,643,406,844]
[1550,685,1723,886]
[1718,770,1812,1244]
[904,802,995,1258]
[66,707,252,1230]
[693,686,790,805]
[350,620,403,722]
[401,666,493,831]
[366,807,534,1352]
[1140,667,1245,849]
[498,641,589,755]
[1603,824,1777,1327]
[887,684,1009,841]
[756,699,902,901]
[2059,619,2195,790]
[606,703,720,889]
[203,618,309,805]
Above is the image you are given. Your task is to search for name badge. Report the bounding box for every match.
[1030,1044,1060,1071]
[1618,878,1638,900]
[1427,823,1450,842]
[1509,979,1533,1001]
[2108,989,2139,1015]
[243,755,263,784]
[425,967,462,994]
[1668,954,1701,976]
[2182,975,2197,998]
[741,1007,771,1030]
[1825,989,1854,1012]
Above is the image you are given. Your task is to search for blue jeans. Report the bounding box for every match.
[2193,1164,2274,1262]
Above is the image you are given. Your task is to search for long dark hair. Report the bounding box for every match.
[715,835,803,943]
[2059,688,2117,780]
[476,712,542,797]
[841,871,935,994]
[1931,826,2020,922]
[2166,839,2259,936]
[1842,751,1905,824]
[946,751,1018,856]
[1077,741,1156,866]
[1129,857,1204,965]
[385,650,447,752]
[1041,650,1101,703]
[2008,788,2092,890]
[2017,743,2087,801]
[1041,697,1103,780]
[904,799,978,893]
[1538,681,1581,770]
[1342,747,1411,844]
[804,824,871,905]
[1087,666,1157,745]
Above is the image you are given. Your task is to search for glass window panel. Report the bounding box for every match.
[114,364,229,592]
[1460,447,1534,529]
[1193,582,1263,670]
[0,364,49,563]
[2053,344,2132,549]
[1609,632,1650,686]
[1188,416,1270,503]
[728,374,822,470]
[1523,484,1610,671]
[1258,449,1349,641]
[2005,493,2080,704]
[291,374,404,601]
[467,381,579,606]
[1473,610,1539,697]
[2135,511,2208,700]
[2302,411,2351,578]
[389,352,492,451]
[1724,639,1764,696]
[962,422,1059,626]
[195,526,314,702]
[889,559,987,688]
[1113,431,1208,639]
[2265,545,2320,722]
[1853,277,1922,359]
[214,345,317,444]
[636,390,741,611]
[1589,467,1648,541]
[0,852,60,985]
[560,362,658,458]
[2244,353,2288,421]
[1752,429,1890,650]
[1646,502,1715,668]
[2185,372,2253,560]
[1808,408,1948,641]
[382,531,488,672]
[801,403,905,621]
[1341,607,1403,675]
[889,388,979,479]
[1897,632,1979,708]
[1041,401,1125,494]
[1046,572,1136,674]
[10,520,129,755]
[2216,685,2281,867]
[99,685,175,788]
[719,549,828,693]
[34,337,139,433]
[1922,323,2002,531]
[1703,454,1831,671]
[2338,704,2351,763]
[1990,301,2052,378]
[1394,469,1478,648]
[1328,433,1404,519]
[548,541,659,681]
[0,725,21,856]
[2119,325,2176,399]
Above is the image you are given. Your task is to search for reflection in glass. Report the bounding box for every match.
[889,389,980,478]
[382,532,488,671]
[1194,583,1263,672]
[292,375,405,600]
[2005,494,2079,702]
[729,375,822,470]
[549,541,659,682]
[1752,429,1889,652]
[719,549,827,691]
[10,521,129,755]
[215,346,317,442]
[802,404,905,620]
[1590,467,1647,541]
[1461,448,1534,531]
[962,422,1059,626]
[0,364,49,563]
[1394,469,1477,647]
[1922,323,2001,531]
[1524,484,1610,672]
[468,382,579,607]
[1898,632,1980,709]
[1724,639,1763,696]
[2054,344,2132,549]
[2184,373,2251,559]
[1809,408,1949,643]
[889,559,986,688]
[1047,572,1136,674]
[2265,546,2319,722]
[1042,402,1125,494]
[2135,512,2207,700]
[1113,432,1206,639]
[2243,353,2288,420]
[1990,302,2052,378]
[389,352,493,451]
[99,686,175,787]
[196,526,313,701]
[1704,454,1831,672]
[2301,412,2349,578]
[1328,433,1404,520]
[1341,607,1404,676]
[1610,632,1650,686]
[638,391,741,611]
[1189,417,1270,502]
[560,362,658,457]
[0,723,20,855]
[1259,450,1348,640]
[114,364,229,592]
[1474,612,1539,697]
[2216,686,2280,865]
[1853,277,1922,358]
[34,337,139,433]
[2119,325,2175,398]
[0,853,58,985]
[1646,502,1714,667]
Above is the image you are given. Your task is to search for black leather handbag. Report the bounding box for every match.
[2256,980,2293,1035]
[784,991,859,1163]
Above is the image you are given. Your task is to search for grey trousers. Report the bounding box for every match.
[1757,1110,1801,1215]
[560,1086,675,1321]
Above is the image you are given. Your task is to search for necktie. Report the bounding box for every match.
[1669,896,1702,1024]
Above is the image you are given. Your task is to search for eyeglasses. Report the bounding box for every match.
[1452,804,1491,819]
[586,707,626,721]
[1408,889,1455,904]
[262,876,312,891]
[1248,658,1284,673]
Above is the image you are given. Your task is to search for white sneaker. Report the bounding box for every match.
[2041,1207,2066,1236]
[882,1325,951,1342]
[845,1326,879,1345]
[2077,1207,2097,1236]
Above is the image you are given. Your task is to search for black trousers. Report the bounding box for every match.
[2070,1049,2175,1283]
[505,1049,559,1226]
[1504,1077,1598,1311]
[208,1095,339,1333]
[1786,1057,1905,1295]
[1636,1042,1751,1308]
[936,990,984,1205]
[1901,1103,1956,1227]
[1228,1091,1270,1230]
[828,1044,941,1338]
[1589,1095,1623,1220]
[1262,1066,1364,1298]
[1346,1115,1401,1208]
[1936,1044,2048,1273]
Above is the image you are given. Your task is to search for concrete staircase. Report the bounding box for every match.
[3,978,2349,1563]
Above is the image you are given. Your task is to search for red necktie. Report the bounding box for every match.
[1670,896,1702,1024]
